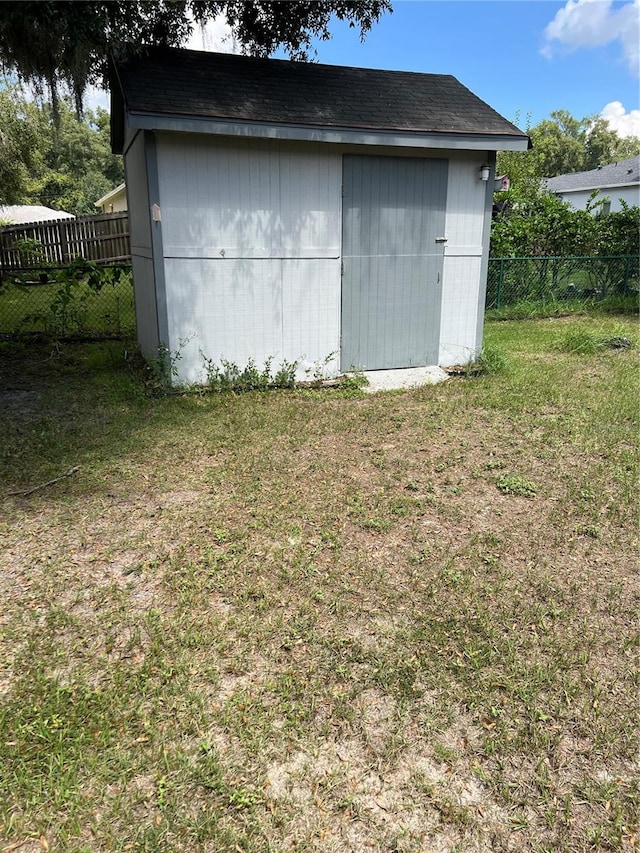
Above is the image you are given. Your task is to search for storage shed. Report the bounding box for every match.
[111,47,529,384]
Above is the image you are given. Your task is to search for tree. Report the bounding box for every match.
[0,84,42,205]
[0,1,391,121]
[584,117,640,171]
[497,109,640,187]
[31,102,125,214]
[0,84,124,213]
[493,108,640,259]
[529,110,585,178]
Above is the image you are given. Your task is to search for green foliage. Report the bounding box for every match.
[491,179,639,261]
[497,109,640,185]
[467,345,510,376]
[491,192,600,257]
[272,360,300,389]
[201,355,299,393]
[12,237,48,266]
[594,201,640,257]
[493,109,640,260]
[7,261,133,338]
[0,87,33,200]
[496,474,538,498]
[559,326,634,355]
[0,1,391,116]
[148,341,182,387]
[341,369,370,391]
[0,84,41,205]
[0,84,124,214]
[156,352,364,394]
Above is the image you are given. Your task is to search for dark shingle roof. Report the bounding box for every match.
[545,156,640,192]
[113,46,528,141]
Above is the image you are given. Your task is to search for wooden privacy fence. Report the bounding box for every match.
[0,212,130,271]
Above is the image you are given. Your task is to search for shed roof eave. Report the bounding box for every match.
[125,111,530,152]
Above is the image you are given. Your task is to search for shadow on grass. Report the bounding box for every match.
[0,338,164,496]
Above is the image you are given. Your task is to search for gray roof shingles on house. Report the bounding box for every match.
[111,46,529,148]
[545,155,640,193]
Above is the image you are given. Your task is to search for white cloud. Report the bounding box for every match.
[601,100,640,137]
[185,14,239,53]
[542,0,640,76]
[83,85,110,114]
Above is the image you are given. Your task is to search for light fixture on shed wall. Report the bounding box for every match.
[479,164,490,182]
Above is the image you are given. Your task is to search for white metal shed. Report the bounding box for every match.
[111,47,529,384]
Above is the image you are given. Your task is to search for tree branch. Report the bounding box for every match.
[7,466,80,498]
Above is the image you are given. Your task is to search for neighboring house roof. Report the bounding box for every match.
[111,47,530,152]
[544,156,640,194]
[0,205,75,225]
[94,182,126,209]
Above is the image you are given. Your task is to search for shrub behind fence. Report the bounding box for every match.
[486,255,639,310]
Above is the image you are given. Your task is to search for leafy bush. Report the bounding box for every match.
[201,355,298,392]
[340,369,369,391]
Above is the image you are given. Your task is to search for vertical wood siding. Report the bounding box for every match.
[156,134,342,383]
[341,155,448,371]
[126,133,152,256]
[131,256,159,356]
[439,256,483,365]
[125,132,158,356]
[158,134,340,258]
[439,158,489,365]
[131,131,491,381]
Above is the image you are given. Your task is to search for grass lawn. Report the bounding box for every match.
[0,313,638,853]
[0,268,136,337]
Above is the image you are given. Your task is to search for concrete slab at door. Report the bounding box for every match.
[341,155,448,371]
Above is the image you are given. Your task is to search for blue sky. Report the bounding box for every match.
[280,0,639,133]
[93,1,639,137]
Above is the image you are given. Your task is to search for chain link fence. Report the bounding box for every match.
[0,263,135,339]
[1,254,637,341]
[486,255,639,310]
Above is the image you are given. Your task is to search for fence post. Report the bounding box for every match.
[497,258,504,309]
[624,255,631,295]
[59,220,69,265]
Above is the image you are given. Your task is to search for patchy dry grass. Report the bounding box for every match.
[0,314,638,853]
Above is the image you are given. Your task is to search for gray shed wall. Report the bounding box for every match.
[129,131,494,382]
[125,131,159,358]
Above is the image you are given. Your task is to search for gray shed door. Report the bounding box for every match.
[341,155,448,371]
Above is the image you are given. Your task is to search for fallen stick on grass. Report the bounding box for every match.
[7,466,80,498]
